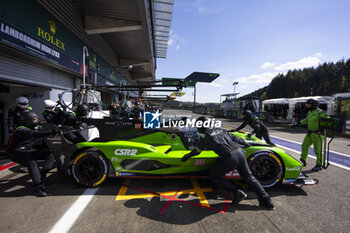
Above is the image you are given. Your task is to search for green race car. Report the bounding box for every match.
[45,119,315,188]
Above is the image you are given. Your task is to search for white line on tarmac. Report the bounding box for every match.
[271,135,350,158]
[276,144,350,171]
[222,123,350,158]
[49,188,99,233]
[222,123,350,171]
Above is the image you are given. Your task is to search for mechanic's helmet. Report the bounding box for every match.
[16,96,29,109]
[24,111,40,128]
[76,104,89,117]
[306,99,319,109]
[242,110,252,120]
[43,99,57,112]
[196,116,209,134]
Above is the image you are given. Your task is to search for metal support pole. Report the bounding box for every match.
[323,130,327,168]
[193,83,196,112]
[82,46,89,90]
[94,72,97,90]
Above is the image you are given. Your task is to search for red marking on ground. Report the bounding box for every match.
[0,162,17,172]
[158,192,178,215]
[124,184,230,214]
[158,183,186,215]
[223,192,231,213]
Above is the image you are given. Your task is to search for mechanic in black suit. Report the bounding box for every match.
[182,116,274,209]
[7,111,57,197]
[235,110,275,146]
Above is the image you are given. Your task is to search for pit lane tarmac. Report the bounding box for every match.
[0,110,349,233]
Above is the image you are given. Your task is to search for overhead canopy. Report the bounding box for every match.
[39,0,174,83]
[289,96,335,104]
[263,96,335,105]
[185,72,220,83]
[161,77,195,87]
[333,92,350,98]
[262,98,290,104]
[152,0,174,59]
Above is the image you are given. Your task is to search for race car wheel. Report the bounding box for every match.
[71,150,109,187]
[248,151,284,188]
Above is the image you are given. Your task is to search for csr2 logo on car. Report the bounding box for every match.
[114,149,138,156]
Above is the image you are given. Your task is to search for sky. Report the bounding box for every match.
[155,0,350,103]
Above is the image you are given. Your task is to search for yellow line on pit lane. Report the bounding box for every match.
[115,178,213,207]
[191,178,211,207]
[116,178,130,197]
[115,188,213,201]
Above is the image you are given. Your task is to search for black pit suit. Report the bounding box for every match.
[236,116,274,145]
[63,112,86,143]
[8,106,32,132]
[185,128,269,199]
[7,126,55,185]
[42,108,66,125]
[43,109,85,143]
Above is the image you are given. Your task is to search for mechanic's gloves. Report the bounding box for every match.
[181,153,192,162]
[247,133,252,138]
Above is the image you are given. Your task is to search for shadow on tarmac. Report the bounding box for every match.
[124,197,233,225]
[0,165,308,205]
[122,187,299,225]
[120,181,308,225]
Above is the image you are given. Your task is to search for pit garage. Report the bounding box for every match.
[0,0,173,147]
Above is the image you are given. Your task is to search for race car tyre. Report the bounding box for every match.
[248,151,284,188]
[71,150,109,187]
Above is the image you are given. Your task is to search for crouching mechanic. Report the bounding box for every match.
[182,116,274,209]
[299,99,330,171]
[7,111,57,197]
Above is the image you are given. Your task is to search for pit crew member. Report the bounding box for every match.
[234,110,275,146]
[182,116,274,210]
[299,98,330,171]
[8,96,32,133]
[7,111,57,197]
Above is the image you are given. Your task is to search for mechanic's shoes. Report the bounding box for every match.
[34,185,49,197]
[232,189,247,205]
[300,158,307,167]
[311,165,322,172]
[42,176,55,186]
[258,197,275,210]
